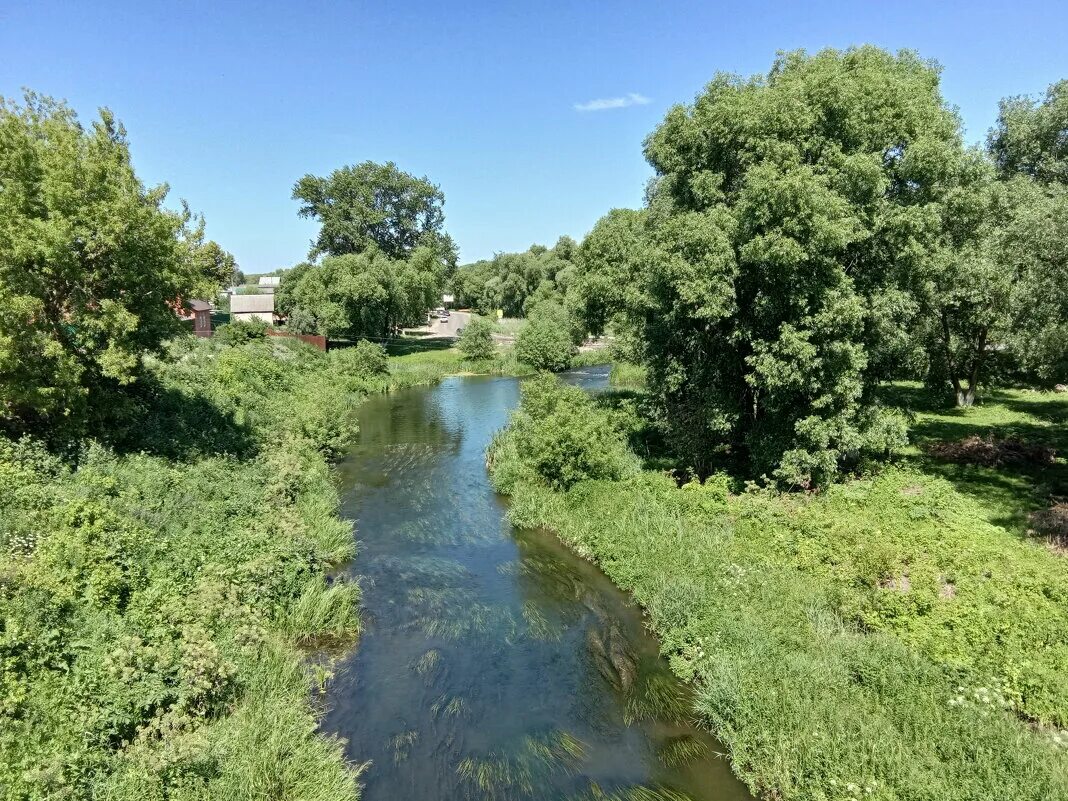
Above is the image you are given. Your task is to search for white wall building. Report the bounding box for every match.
[230,294,275,324]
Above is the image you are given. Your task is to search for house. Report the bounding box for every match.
[230,293,275,324]
[258,276,281,293]
[187,299,213,337]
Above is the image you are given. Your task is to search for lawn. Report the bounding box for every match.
[887,382,1068,537]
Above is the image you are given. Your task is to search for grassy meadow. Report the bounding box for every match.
[490,375,1068,800]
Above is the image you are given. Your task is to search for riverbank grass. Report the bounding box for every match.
[1,336,368,800]
[489,378,1068,800]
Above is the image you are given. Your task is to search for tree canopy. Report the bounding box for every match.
[0,92,229,430]
[581,47,969,485]
[277,248,443,339]
[453,236,578,317]
[293,161,457,266]
[989,80,1068,185]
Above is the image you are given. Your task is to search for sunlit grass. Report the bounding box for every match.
[491,384,1068,800]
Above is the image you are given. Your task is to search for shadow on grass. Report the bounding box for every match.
[384,337,457,357]
[1003,396,1068,426]
[91,375,257,461]
[883,385,1068,533]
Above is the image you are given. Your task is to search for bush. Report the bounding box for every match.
[490,374,638,491]
[287,306,319,335]
[0,336,374,800]
[514,304,575,372]
[332,339,388,378]
[215,318,269,345]
[458,317,497,361]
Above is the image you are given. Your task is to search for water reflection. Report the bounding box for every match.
[323,368,748,800]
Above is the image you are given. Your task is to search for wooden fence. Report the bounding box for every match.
[265,328,327,351]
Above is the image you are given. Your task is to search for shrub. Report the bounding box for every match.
[333,339,388,377]
[491,374,637,491]
[458,317,497,361]
[514,304,575,372]
[0,336,373,800]
[287,306,319,335]
[215,318,269,345]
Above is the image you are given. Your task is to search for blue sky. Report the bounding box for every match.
[2,1,1065,272]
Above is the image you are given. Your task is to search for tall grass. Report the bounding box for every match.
[0,338,369,800]
[490,382,1068,800]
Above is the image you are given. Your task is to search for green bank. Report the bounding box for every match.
[489,375,1068,801]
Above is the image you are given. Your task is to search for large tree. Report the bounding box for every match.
[988,80,1068,185]
[582,47,967,486]
[293,161,456,266]
[279,247,443,339]
[0,93,228,428]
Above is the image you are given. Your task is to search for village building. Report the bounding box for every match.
[258,276,281,293]
[187,299,213,337]
[230,293,276,324]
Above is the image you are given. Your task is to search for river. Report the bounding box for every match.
[323,366,750,801]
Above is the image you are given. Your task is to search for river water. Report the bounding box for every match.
[323,367,749,801]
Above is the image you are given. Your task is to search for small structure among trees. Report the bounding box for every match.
[230,294,275,324]
[186,300,213,337]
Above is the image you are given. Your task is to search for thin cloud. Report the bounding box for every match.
[573,92,651,112]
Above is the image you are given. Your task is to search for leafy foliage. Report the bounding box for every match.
[214,318,268,345]
[332,339,389,377]
[0,92,229,430]
[514,303,576,372]
[490,375,638,492]
[293,160,456,265]
[581,47,952,484]
[453,237,579,318]
[277,248,445,339]
[0,337,371,800]
[989,79,1068,184]
[457,317,497,360]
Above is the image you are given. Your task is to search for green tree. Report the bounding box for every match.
[279,248,443,339]
[515,302,576,372]
[458,316,496,360]
[452,238,579,317]
[926,80,1068,400]
[574,209,649,338]
[993,179,1068,384]
[489,374,637,492]
[585,47,963,485]
[989,80,1068,184]
[293,161,457,266]
[0,92,226,429]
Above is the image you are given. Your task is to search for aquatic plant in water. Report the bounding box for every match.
[568,782,696,801]
[455,730,586,800]
[389,729,419,764]
[655,735,709,768]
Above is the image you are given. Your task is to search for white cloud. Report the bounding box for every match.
[573,92,651,112]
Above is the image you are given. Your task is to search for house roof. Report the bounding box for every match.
[230,294,275,314]
[186,299,212,312]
